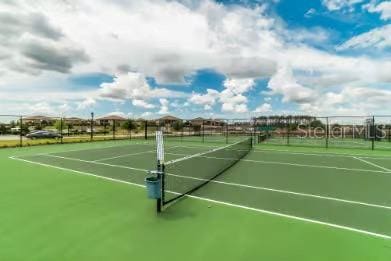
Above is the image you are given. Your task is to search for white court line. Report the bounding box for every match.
[164,152,391,175]
[8,155,391,240]
[93,150,155,162]
[253,148,391,160]
[44,154,149,173]
[18,153,391,210]
[353,157,391,172]
[163,170,391,211]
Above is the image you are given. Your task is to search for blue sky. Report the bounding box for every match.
[0,0,390,119]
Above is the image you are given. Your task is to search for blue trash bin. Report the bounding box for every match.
[145,176,161,199]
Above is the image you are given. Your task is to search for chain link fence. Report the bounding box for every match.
[255,115,391,150]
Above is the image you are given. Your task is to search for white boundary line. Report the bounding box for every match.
[353,157,391,172]
[44,154,149,173]
[163,170,391,211]
[8,155,391,240]
[164,152,391,175]
[93,150,155,162]
[253,147,391,160]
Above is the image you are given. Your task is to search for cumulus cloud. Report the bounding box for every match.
[77,97,96,110]
[322,0,364,11]
[0,4,89,76]
[337,24,391,50]
[1,0,390,117]
[158,98,169,114]
[189,89,219,110]
[132,99,156,109]
[189,78,254,113]
[364,1,391,20]
[99,72,185,102]
[254,103,272,113]
[268,66,315,103]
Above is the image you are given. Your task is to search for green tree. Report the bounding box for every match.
[54,120,68,132]
[310,120,325,129]
[122,119,136,131]
[0,124,6,134]
[172,120,184,131]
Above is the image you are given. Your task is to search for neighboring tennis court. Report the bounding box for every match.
[1,139,391,260]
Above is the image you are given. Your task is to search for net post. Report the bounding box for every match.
[156,162,163,213]
[19,115,23,147]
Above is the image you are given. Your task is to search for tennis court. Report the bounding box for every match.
[2,139,391,260]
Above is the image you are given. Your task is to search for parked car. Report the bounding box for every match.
[26,130,62,139]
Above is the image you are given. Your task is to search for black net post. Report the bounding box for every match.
[144,120,148,140]
[388,126,391,142]
[19,115,23,147]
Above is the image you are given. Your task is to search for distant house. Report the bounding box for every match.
[23,115,54,126]
[190,117,224,127]
[63,117,86,125]
[155,115,181,125]
[96,115,127,126]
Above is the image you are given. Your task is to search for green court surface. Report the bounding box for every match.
[1,139,391,260]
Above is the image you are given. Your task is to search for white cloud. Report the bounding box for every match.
[189,89,219,110]
[267,65,315,103]
[322,0,364,11]
[364,1,391,20]
[254,103,272,113]
[158,98,169,114]
[337,24,391,50]
[0,0,390,117]
[132,99,156,109]
[77,97,96,110]
[188,78,254,113]
[99,72,185,102]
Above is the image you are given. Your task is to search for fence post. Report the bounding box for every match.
[202,120,205,143]
[113,120,116,140]
[19,116,23,147]
[60,117,63,144]
[287,118,290,146]
[326,117,329,149]
[225,120,229,144]
[372,116,375,150]
[90,112,94,141]
[144,120,148,140]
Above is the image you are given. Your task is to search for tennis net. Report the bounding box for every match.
[161,137,253,205]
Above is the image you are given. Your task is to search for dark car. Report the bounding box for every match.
[26,130,62,139]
